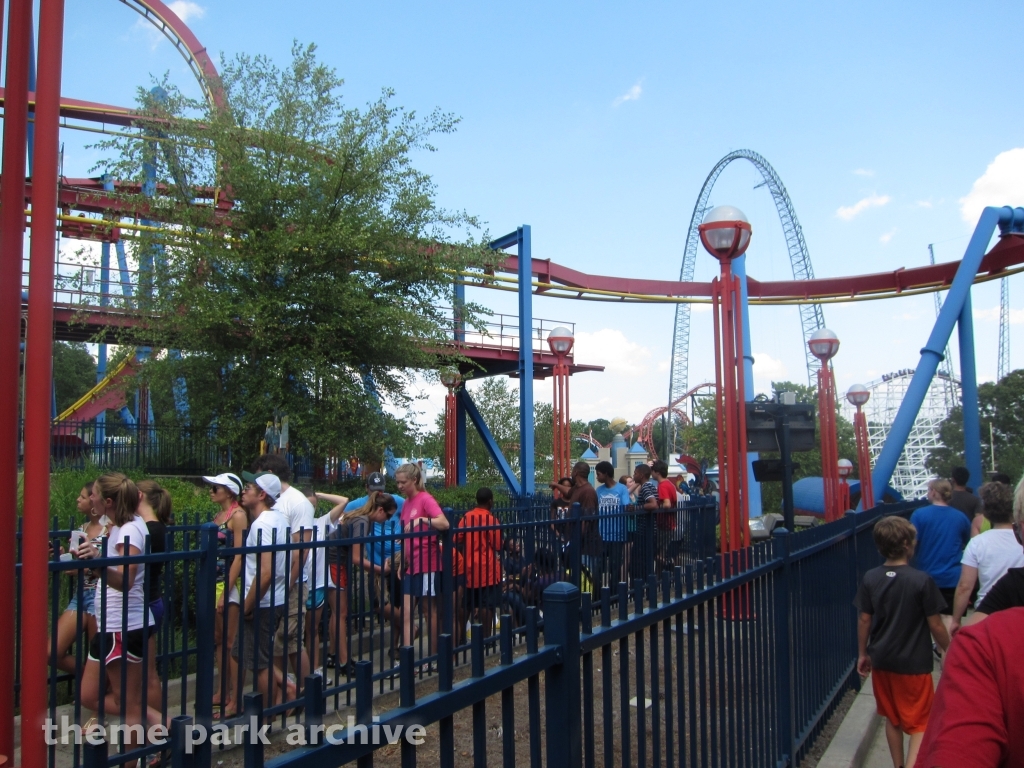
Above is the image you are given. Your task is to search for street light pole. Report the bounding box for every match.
[700,206,752,553]
[846,384,874,509]
[547,326,575,482]
[440,369,462,488]
[808,329,842,522]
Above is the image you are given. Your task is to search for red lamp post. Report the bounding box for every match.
[440,368,462,488]
[548,326,575,482]
[837,458,853,514]
[700,205,752,553]
[846,384,875,510]
[809,328,842,522]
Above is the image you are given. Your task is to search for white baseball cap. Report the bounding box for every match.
[242,471,282,501]
[202,473,243,496]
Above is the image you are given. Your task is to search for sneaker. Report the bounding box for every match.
[324,654,338,669]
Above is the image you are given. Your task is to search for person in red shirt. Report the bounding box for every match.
[917,607,1024,767]
[457,487,503,638]
[653,461,678,515]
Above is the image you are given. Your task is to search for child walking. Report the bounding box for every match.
[856,516,950,768]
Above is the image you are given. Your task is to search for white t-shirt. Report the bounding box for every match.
[96,516,154,632]
[243,508,291,608]
[961,528,1024,603]
[275,485,315,583]
[310,513,336,590]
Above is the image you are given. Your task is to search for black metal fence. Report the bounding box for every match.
[37,497,923,768]
[40,420,226,474]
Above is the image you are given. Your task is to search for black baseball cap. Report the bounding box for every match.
[367,472,386,491]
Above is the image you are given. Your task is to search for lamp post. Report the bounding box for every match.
[440,368,462,488]
[846,384,874,509]
[837,458,853,513]
[547,326,575,482]
[700,205,752,553]
[808,328,841,522]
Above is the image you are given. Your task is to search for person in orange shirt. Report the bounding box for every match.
[457,487,504,638]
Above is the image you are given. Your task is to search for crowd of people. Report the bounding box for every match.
[854,467,1024,768]
[47,454,708,763]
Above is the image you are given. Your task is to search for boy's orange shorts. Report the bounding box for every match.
[871,669,934,734]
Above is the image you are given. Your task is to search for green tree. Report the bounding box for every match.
[927,369,1024,484]
[422,376,585,487]
[679,380,857,514]
[92,44,489,468]
[52,342,98,415]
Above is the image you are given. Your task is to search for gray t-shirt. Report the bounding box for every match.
[854,564,946,674]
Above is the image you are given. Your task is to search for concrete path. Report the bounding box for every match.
[817,667,942,768]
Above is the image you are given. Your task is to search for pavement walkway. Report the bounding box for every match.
[817,667,942,768]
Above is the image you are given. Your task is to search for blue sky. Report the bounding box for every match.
[47,0,1024,428]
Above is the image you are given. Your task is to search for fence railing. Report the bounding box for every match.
[39,420,226,474]
[36,497,922,768]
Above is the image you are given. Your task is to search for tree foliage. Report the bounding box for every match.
[927,369,1024,484]
[91,44,489,467]
[422,377,586,487]
[52,342,98,415]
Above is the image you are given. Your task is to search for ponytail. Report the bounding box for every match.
[94,472,141,527]
[137,479,174,525]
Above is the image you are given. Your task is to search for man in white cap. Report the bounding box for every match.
[250,454,315,688]
[235,471,291,706]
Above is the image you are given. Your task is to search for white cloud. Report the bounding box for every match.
[959,148,1024,224]
[167,1,206,22]
[836,194,891,221]
[134,2,205,48]
[573,328,652,376]
[879,229,896,244]
[974,306,1024,324]
[752,352,786,378]
[916,200,933,208]
[612,80,643,107]
[853,168,875,177]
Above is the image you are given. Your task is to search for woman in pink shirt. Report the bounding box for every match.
[395,463,450,655]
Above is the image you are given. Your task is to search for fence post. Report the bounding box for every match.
[773,528,796,765]
[243,692,264,768]
[194,522,218,768]
[845,510,862,692]
[441,511,454,639]
[543,582,582,768]
[82,734,108,768]
[170,714,196,768]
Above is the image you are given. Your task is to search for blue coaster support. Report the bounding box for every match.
[870,206,1024,503]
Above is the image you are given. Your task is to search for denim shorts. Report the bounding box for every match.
[65,588,96,617]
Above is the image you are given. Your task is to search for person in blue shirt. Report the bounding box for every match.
[342,472,404,658]
[911,478,972,629]
[596,461,632,588]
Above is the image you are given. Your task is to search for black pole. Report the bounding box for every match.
[777,412,795,532]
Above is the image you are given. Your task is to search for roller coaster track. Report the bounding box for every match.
[669,150,825,409]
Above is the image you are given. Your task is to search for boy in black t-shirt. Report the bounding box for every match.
[856,516,950,768]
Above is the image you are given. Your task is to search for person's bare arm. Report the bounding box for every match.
[431,514,450,532]
[315,492,349,506]
[928,613,950,652]
[244,551,274,617]
[950,565,978,634]
[856,612,872,676]
[643,495,658,511]
[970,513,984,538]
[963,610,989,627]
